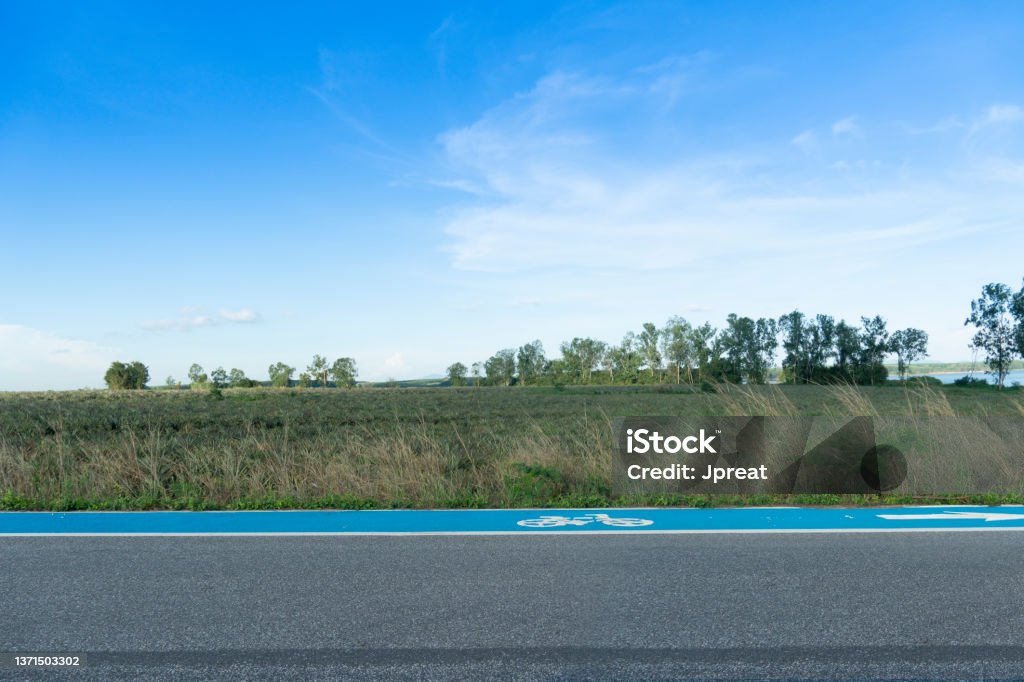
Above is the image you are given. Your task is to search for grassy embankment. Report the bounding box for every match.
[1,382,1022,511]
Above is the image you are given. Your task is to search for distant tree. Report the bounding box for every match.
[661,316,693,384]
[330,357,358,388]
[209,367,228,389]
[889,328,929,380]
[778,311,807,384]
[859,316,889,367]
[297,372,313,388]
[638,322,662,378]
[606,334,641,384]
[268,362,294,388]
[187,363,208,388]
[470,362,482,387]
[516,341,546,385]
[806,315,836,380]
[689,323,717,383]
[834,320,861,373]
[228,368,247,387]
[165,375,178,389]
[307,354,329,387]
[720,314,748,381]
[753,317,779,384]
[965,283,1018,388]
[1010,279,1024,361]
[560,337,606,384]
[484,349,517,386]
[446,362,467,387]
[104,361,149,390]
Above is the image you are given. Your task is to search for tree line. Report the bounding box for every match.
[448,312,928,388]
[102,279,1024,390]
[446,279,1024,389]
[105,355,358,390]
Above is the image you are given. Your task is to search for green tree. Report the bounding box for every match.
[889,328,929,380]
[228,368,248,387]
[1010,279,1024,361]
[661,316,693,384]
[689,323,717,383]
[209,367,228,389]
[516,341,546,385]
[187,363,208,389]
[560,337,606,384]
[268,362,294,388]
[446,362,467,387]
[484,349,517,386]
[638,322,661,378]
[104,361,149,389]
[719,314,746,381]
[330,357,357,388]
[778,311,807,384]
[965,283,1018,388]
[471,362,482,387]
[297,372,313,388]
[857,315,890,385]
[307,354,329,387]
[834,320,861,373]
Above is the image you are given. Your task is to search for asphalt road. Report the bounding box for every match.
[3,533,1024,680]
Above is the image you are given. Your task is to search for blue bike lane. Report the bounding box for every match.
[2,506,1024,535]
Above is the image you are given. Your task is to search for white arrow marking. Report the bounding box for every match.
[877,511,1024,522]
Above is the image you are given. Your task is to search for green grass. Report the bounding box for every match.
[1,383,1022,510]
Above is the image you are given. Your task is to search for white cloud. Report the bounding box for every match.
[384,352,405,368]
[791,130,815,148]
[426,68,1024,365]
[142,307,261,331]
[903,115,962,135]
[831,115,859,135]
[985,104,1024,124]
[220,308,259,323]
[435,72,1024,277]
[969,103,1024,136]
[0,325,117,390]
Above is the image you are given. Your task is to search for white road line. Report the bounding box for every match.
[4,527,1024,537]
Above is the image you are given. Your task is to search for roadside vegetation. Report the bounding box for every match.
[2,382,1023,511]
[4,278,1022,511]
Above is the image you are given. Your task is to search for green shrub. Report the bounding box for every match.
[503,463,568,506]
[953,376,990,388]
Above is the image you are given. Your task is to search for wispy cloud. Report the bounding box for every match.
[984,104,1024,124]
[831,115,859,135]
[0,325,115,372]
[969,103,1024,135]
[0,325,117,389]
[220,308,259,323]
[791,129,815,148]
[142,307,261,331]
[435,71,1018,275]
[902,115,962,135]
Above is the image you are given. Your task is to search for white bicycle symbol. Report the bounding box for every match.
[516,513,654,528]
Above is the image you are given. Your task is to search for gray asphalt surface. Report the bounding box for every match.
[3,533,1024,680]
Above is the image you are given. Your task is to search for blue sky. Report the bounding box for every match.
[2,1,1023,389]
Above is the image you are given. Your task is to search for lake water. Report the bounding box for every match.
[902,369,1024,386]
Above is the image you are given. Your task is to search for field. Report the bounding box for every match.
[2,383,1023,511]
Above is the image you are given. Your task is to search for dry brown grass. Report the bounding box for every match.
[2,385,1023,508]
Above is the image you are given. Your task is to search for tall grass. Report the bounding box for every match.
[1,384,1022,509]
